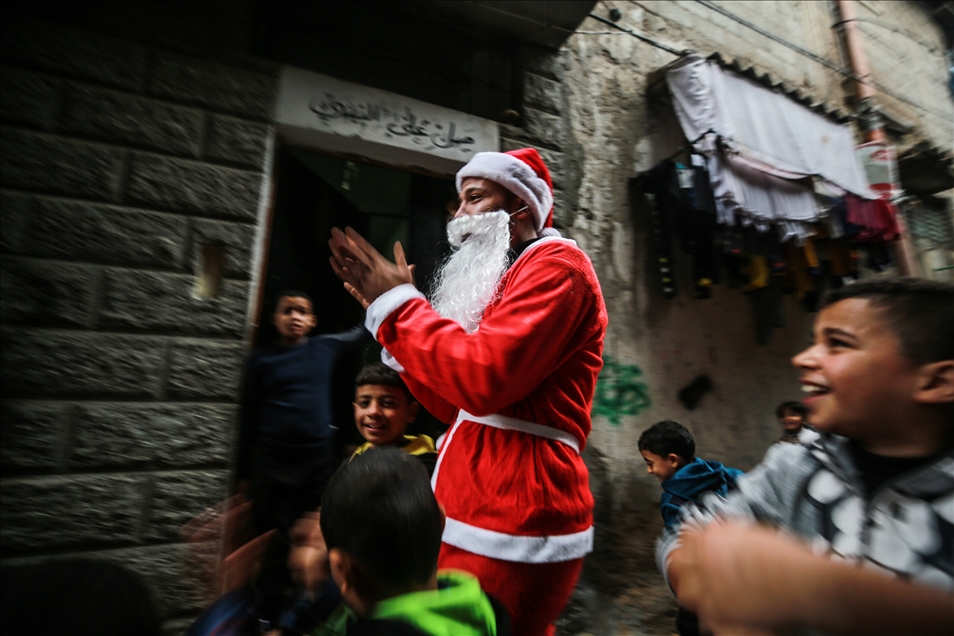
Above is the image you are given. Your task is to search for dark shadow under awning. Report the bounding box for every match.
[898,142,954,195]
[400,1,597,50]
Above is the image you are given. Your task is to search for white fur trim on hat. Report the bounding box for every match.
[456,152,553,232]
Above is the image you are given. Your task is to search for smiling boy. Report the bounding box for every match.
[350,363,437,475]
[658,277,954,634]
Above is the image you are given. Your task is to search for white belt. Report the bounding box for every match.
[431,412,593,563]
[442,517,593,563]
[456,410,581,454]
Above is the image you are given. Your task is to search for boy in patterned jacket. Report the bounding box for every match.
[658,277,954,634]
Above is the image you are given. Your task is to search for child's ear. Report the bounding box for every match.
[915,360,954,404]
[328,547,349,594]
[407,400,420,423]
[331,548,374,615]
[666,453,682,467]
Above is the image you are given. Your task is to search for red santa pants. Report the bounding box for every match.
[439,542,584,636]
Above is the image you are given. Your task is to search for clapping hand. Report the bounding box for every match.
[328,227,415,309]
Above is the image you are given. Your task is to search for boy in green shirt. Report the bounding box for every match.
[320,448,510,635]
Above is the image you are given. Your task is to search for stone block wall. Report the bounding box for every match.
[0,13,276,627]
[499,46,586,232]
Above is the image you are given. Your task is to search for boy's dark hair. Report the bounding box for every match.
[775,401,807,419]
[637,420,695,462]
[0,558,161,636]
[274,290,313,310]
[321,448,442,601]
[820,277,954,364]
[355,362,413,400]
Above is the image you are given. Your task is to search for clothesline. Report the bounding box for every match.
[666,128,717,163]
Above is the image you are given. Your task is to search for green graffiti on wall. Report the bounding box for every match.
[592,355,651,426]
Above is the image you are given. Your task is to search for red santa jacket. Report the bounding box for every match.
[365,237,607,563]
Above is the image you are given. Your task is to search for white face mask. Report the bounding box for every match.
[431,210,512,333]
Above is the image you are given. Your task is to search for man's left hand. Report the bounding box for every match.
[329,227,414,307]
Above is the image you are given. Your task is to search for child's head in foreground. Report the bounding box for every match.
[638,420,695,481]
[354,363,420,447]
[320,448,443,614]
[776,401,808,434]
[793,277,954,455]
[273,290,316,345]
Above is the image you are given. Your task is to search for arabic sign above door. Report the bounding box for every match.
[276,67,500,175]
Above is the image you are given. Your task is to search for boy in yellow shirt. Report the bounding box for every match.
[350,363,437,476]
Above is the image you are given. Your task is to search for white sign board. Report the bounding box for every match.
[856,141,900,200]
[276,67,500,175]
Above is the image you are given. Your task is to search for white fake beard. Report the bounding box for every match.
[430,210,512,333]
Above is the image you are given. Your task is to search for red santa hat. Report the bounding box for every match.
[456,148,555,233]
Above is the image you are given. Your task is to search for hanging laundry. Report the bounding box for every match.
[632,165,679,298]
[783,242,818,300]
[827,240,859,278]
[741,254,769,292]
[632,157,721,299]
[845,195,901,242]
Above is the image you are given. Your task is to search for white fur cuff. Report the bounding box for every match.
[364,284,425,337]
[380,348,406,373]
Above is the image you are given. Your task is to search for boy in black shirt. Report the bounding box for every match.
[237,291,369,623]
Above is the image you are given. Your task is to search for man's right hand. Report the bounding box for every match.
[288,511,329,593]
[328,227,414,307]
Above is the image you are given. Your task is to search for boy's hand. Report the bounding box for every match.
[674,521,809,634]
[329,227,415,307]
[288,511,329,593]
[671,519,954,636]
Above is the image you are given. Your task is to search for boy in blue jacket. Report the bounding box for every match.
[638,419,743,636]
[638,420,744,532]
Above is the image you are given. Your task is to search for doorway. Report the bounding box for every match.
[255,146,457,448]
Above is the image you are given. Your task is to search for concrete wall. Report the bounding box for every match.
[855,0,953,147]
[0,10,275,630]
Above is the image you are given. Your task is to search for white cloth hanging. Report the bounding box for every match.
[666,55,874,232]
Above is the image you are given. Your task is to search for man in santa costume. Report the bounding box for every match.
[328,148,607,636]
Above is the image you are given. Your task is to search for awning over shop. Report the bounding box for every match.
[667,55,874,197]
[665,55,876,239]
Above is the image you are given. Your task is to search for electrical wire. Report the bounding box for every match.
[467,0,950,126]
[833,17,940,53]
[586,12,687,57]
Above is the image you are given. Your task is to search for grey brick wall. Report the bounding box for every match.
[0,12,277,626]
[499,46,583,232]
